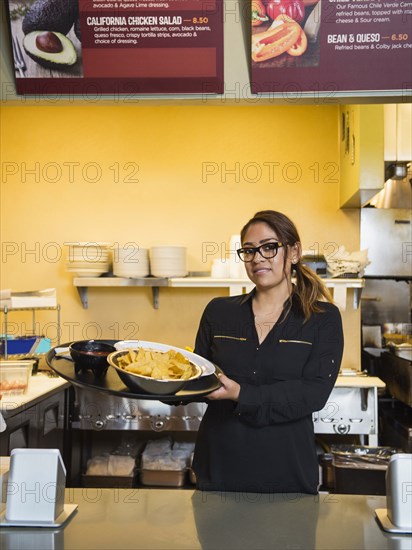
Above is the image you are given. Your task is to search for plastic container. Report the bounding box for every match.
[331,445,399,495]
[0,360,34,396]
[0,336,37,355]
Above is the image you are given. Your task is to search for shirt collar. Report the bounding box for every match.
[239,286,302,318]
[239,287,256,305]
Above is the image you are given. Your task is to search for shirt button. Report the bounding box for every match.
[256,347,259,351]
[253,371,257,375]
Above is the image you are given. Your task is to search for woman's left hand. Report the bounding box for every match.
[207,373,240,401]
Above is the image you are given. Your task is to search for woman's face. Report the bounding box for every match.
[241,222,295,291]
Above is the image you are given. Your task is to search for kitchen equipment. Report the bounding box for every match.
[140,468,187,487]
[3,448,77,527]
[301,253,327,277]
[360,208,411,368]
[388,342,412,361]
[69,340,116,376]
[375,453,412,533]
[361,208,412,278]
[312,384,380,445]
[139,438,193,487]
[331,445,398,495]
[108,349,202,395]
[368,167,411,209]
[377,351,412,407]
[379,400,412,454]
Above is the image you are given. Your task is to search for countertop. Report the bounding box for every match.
[0,373,69,417]
[0,488,408,550]
[334,375,385,388]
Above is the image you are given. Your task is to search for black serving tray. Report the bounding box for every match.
[46,342,221,402]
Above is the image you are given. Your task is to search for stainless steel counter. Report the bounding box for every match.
[1,489,409,550]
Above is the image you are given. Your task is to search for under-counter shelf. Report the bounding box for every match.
[73,277,364,311]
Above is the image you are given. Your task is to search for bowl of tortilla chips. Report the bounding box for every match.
[108,347,202,394]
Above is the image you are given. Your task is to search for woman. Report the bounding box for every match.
[192,210,344,494]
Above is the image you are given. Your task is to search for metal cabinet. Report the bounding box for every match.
[0,388,68,456]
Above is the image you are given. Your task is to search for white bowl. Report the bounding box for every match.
[70,269,109,277]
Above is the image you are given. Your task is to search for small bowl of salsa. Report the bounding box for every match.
[69,340,116,376]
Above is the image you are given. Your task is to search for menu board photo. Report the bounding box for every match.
[251,0,412,95]
[7,0,224,95]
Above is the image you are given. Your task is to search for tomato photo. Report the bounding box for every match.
[263,0,305,24]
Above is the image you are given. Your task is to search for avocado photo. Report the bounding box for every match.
[23,30,77,70]
[22,0,79,35]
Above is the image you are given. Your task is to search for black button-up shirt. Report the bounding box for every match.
[192,291,344,494]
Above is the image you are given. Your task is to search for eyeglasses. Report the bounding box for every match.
[236,242,284,262]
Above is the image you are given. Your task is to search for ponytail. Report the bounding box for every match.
[292,262,333,321]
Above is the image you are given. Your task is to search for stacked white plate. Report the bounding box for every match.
[112,245,150,278]
[65,242,111,277]
[150,246,188,278]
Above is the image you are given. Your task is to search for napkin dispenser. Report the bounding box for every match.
[301,254,327,277]
[375,453,412,534]
[6,448,65,522]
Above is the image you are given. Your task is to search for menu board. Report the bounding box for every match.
[251,0,412,95]
[7,0,224,95]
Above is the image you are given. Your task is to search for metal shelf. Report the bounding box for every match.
[73,277,364,311]
[2,305,61,360]
[73,277,168,309]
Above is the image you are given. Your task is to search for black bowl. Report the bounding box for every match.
[69,340,116,376]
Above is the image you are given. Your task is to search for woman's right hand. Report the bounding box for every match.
[207,373,240,402]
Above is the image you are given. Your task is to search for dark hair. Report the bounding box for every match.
[240,210,332,321]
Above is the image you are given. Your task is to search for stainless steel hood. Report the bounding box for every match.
[366,162,412,209]
[360,208,412,278]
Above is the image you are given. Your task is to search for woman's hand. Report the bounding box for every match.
[207,374,240,401]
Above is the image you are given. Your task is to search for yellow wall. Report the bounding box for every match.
[0,104,360,367]
[339,104,384,207]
